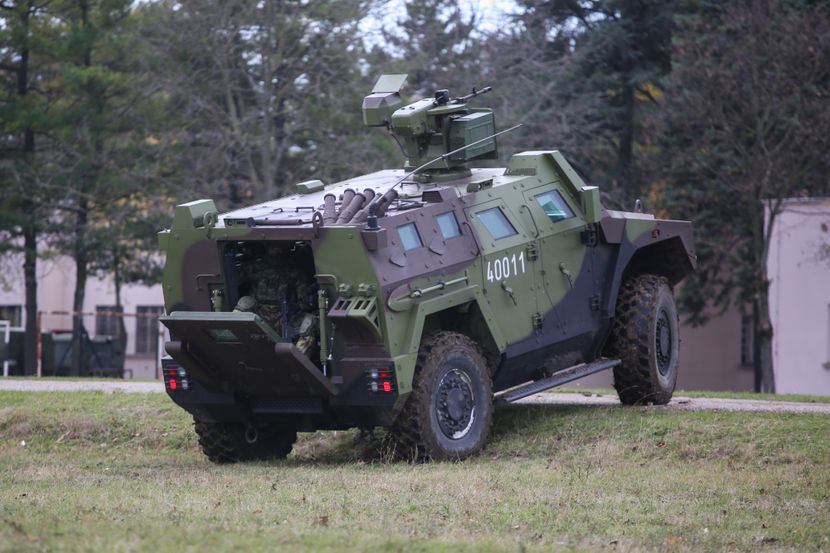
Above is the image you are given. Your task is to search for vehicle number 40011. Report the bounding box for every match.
[486,251,526,282]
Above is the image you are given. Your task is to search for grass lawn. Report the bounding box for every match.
[1,391,828,552]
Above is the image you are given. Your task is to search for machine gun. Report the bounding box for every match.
[362,75,499,181]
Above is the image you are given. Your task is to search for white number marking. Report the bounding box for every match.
[486,251,528,283]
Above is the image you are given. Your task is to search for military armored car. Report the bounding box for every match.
[158,75,696,462]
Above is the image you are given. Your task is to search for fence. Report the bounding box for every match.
[34,309,167,379]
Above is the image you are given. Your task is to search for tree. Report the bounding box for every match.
[141,0,379,207]
[480,8,607,177]
[651,0,830,392]
[501,0,674,203]
[0,0,54,372]
[41,0,163,373]
[380,0,479,98]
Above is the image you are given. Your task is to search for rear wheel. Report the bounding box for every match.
[390,331,493,461]
[193,419,297,463]
[606,274,679,405]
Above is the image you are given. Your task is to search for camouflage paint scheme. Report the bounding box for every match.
[158,151,694,431]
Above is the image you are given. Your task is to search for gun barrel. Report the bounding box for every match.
[453,86,493,104]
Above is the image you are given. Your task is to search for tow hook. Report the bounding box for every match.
[244,425,259,444]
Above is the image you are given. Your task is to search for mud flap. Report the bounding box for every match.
[160,311,335,397]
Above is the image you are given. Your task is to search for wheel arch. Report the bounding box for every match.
[422,301,502,374]
[399,286,505,374]
[623,236,694,286]
[603,235,693,319]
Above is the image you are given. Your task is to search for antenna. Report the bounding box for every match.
[394,124,523,189]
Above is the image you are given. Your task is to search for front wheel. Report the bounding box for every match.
[390,331,493,461]
[606,274,679,405]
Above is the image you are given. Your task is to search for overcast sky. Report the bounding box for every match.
[360,0,520,46]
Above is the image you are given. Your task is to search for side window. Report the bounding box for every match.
[477,207,517,240]
[397,222,423,251]
[535,190,575,222]
[436,212,461,239]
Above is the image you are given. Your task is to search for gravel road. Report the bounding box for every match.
[0,379,163,394]
[517,392,830,414]
[1,379,828,414]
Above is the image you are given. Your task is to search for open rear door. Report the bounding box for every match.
[160,312,335,397]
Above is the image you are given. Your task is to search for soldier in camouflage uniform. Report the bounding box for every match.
[234,246,318,355]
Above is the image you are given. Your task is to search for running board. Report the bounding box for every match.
[495,358,621,404]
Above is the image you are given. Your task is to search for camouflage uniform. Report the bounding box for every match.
[235,253,317,352]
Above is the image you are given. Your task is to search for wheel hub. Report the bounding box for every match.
[435,368,476,440]
[656,309,673,376]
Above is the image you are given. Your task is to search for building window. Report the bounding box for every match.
[0,305,22,327]
[135,306,164,355]
[95,305,121,337]
[740,315,755,367]
[477,207,517,240]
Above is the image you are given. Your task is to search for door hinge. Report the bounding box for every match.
[532,312,544,330]
[526,242,538,261]
[581,224,598,248]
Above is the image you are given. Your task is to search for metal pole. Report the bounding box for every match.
[36,311,42,378]
[155,318,162,380]
[1,321,9,377]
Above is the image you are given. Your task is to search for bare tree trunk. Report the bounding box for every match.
[22,214,38,374]
[71,0,92,376]
[616,81,634,197]
[71,198,88,376]
[753,199,778,393]
[756,288,775,393]
[113,252,127,357]
[15,3,39,374]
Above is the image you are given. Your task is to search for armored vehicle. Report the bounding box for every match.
[158,75,695,462]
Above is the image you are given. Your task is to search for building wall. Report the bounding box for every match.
[767,198,830,395]
[572,304,754,392]
[0,253,166,379]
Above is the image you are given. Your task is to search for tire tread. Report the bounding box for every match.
[390,331,493,461]
[606,274,677,405]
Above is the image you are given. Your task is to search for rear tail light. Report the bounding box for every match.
[163,363,190,392]
[366,366,395,394]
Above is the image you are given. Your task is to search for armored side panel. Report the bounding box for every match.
[449,111,497,161]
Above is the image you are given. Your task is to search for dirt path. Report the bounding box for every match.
[1,379,828,414]
[0,379,163,394]
[518,392,830,414]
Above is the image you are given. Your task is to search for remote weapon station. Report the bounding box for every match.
[158,75,695,462]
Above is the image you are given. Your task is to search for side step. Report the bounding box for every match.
[495,358,621,404]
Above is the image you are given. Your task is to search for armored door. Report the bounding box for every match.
[467,200,541,345]
[521,184,598,339]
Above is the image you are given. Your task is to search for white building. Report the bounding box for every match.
[766,197,830,395]
[0,254,166,379]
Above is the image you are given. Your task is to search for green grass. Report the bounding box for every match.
[556,386,830,404]
[1,392,828,552]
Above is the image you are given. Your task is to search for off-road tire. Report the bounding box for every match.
[606,274,679,405]
[193,419,297,463]
[390,331,493,461]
